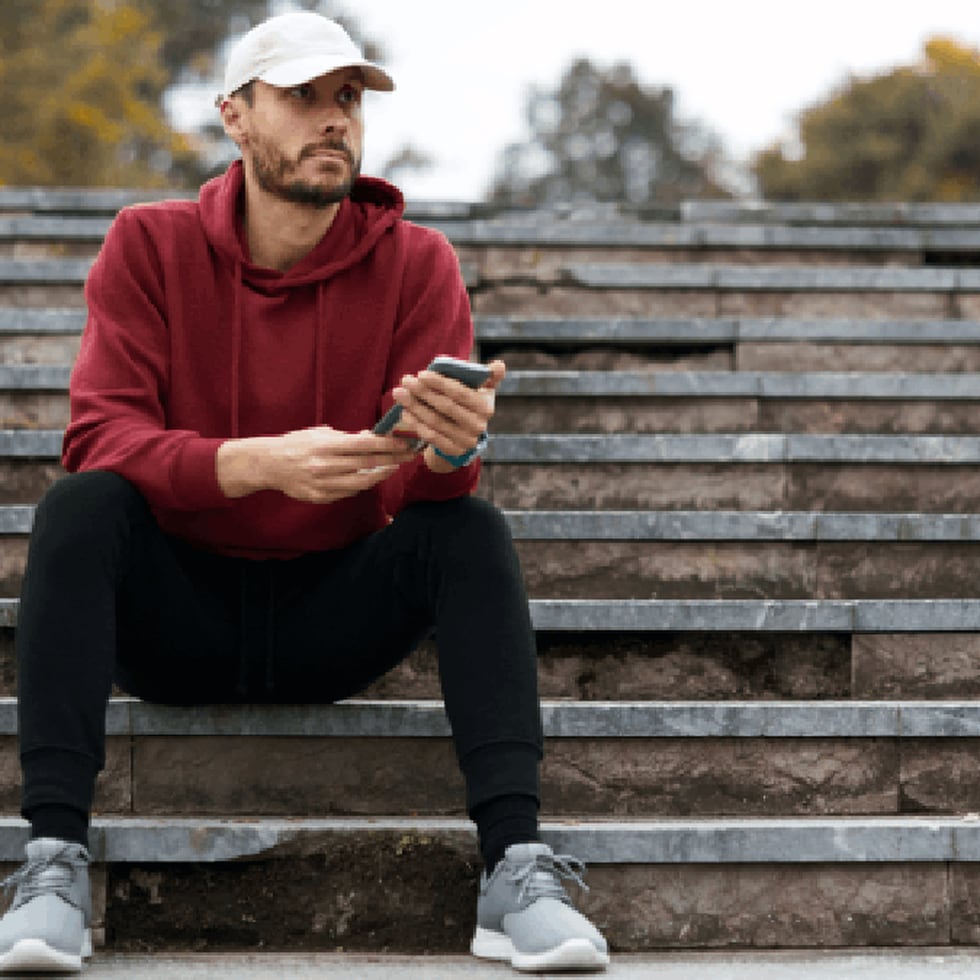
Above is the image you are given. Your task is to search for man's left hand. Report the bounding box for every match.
[392,358,505,471]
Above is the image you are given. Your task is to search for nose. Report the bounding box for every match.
[318,104,350,137]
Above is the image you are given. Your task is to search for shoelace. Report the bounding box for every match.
[1,846,85,909]
[508,852,589,906]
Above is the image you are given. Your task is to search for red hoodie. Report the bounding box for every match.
[63,161,479,558]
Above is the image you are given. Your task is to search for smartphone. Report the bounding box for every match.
[373,356,492,435]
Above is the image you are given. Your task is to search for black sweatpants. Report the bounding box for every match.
[15,471,543,826]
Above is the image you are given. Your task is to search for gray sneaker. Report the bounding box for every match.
[471,841,609,973]
[0,838,92,974]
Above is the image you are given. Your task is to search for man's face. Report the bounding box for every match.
[231,69,365,208]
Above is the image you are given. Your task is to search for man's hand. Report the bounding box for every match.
[216,426,419,503]
[392,359,505,472]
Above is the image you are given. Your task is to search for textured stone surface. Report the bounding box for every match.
[132,737,464,816]
[759,400,980,435]
[737,342,980,372]
[0,392,69,428]
[515,540,816,599]
[542,739,897,816]
[127,735,899,818]
[0,537,26,595]
[0,335,81,365]
[489,463,787,510]
[719,292,950,318]
[493,397,758,434]
[581,863,949,949]
[0,285,85,307]
[471,285,717,317]
[535,633,851,700]
[360,632,852,701]
[787,464,980,512]
[105,833,481,952]
[0,461,63,504]
[489,348,734,371]
[900,742,980,813]
[853,634,980,698]
[816,544,980,599]
[950,864,980,943]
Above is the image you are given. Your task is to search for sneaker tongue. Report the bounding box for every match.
[26,838,72,860]
[504,842,552,864]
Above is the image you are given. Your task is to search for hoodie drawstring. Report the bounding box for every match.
[314,283,326,425]
[230,262,243,438]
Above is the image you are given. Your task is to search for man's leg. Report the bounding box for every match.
[7,470,245,973]
[267,495,607,971]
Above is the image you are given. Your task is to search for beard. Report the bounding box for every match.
[250,134,362,208]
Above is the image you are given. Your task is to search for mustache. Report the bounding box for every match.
[299,140,354,164]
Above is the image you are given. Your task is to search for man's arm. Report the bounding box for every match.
[216,426,417,502]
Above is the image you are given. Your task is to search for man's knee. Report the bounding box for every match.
[412,495,514,552]
[31,471,147,546]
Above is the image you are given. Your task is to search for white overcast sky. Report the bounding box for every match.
[170,0,980,201]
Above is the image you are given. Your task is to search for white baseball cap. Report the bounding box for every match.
[219,11,395,102]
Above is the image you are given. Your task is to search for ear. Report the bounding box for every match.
[220,98,248,149]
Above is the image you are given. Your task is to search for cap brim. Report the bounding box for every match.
[259,55,394,92]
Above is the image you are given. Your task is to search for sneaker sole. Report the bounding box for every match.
[0,929,92,974]
[471,926,609,972]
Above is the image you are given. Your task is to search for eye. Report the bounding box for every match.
[288,83,315,101]
[338,84,362,107]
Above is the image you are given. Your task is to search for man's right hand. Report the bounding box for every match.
[216,426,419,503]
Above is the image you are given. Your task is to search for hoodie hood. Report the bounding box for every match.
[196,160,405,435]
[198,159,405,288]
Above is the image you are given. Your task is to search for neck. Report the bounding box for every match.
[242,175,342,272]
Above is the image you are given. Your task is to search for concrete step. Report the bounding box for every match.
[10,505,980,539]
[9,429,980,463]
[4,815,980,952]
[681,199,980,226]
[0,626,977,700]
[6,697,980,819]
[44,950,980,980]
[3,597,976,631]
[10,365,980,397]
[7,312,980,374]
[11,432,980,511]
[8,507,980,598]
[9,368,980,433]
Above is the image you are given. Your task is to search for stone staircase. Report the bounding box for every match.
[2,188,980,952]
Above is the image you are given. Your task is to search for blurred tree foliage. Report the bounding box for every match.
[0,0,193,186]
[754,37,980,201]
[0,0,385,188]
[489,58,728,208]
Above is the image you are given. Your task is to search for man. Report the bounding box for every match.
[0,10,608,975]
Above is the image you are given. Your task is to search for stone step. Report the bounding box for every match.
[8,505,980,540]
[10,369,980,433]
[2,815,980,951]
[7,311,980,344]
[681,200,980,227]
[1,597,976,631]
[7,312,980,375]
[15,695,980,739]
[9,429,980,463]
[8,365,980,399]
[2,627,978,702]
[26,696,980,820]
[7,697,980,819]
[8,508,980,600]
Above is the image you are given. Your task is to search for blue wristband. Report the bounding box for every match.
[434,431,488,468]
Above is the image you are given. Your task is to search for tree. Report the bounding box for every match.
[754,37,980,201]
[488,58,729,208]
[0,0,191,187]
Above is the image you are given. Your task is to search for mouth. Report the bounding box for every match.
[302,145,351,165]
